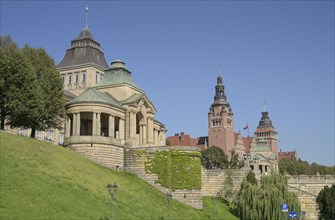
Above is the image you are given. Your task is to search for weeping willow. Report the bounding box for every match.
[232,172,300,220]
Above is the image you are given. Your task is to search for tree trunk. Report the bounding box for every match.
[0,117,4,130]
[30,128,36,138]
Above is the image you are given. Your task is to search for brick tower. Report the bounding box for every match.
[208,74,235,157]
[254,111,278,153]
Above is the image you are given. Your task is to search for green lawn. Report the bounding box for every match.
[0,131,239,220]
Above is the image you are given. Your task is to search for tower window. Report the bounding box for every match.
[68,74,72,85]
[61,75,65,85]
[75,72,79,84]
[96,72,99,83]
[220,90,223,96]
[82,71,86,82]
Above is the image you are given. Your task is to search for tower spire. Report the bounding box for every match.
[85,4,88,29]
[218,64,222,77]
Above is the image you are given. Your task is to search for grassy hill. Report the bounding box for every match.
[0,131,239,220]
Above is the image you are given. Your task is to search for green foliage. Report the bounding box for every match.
[165,139,171,146]
[201,146,229,169]
[229,150,244,169]
[0,36,65,137]
[0,131,239,219]
[232,172,300,220]
[222,170,234,202]
[0,36,37,130]
[144,150,202,190]
[279,158,335,175]
[316,184,335,220]
[20,45,65,137]
[246,170,258,186]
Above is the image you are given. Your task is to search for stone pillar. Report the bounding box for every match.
[129,112,134,138]
[97,112,101,136]
[66,117,71,137]
[139,125,143,145]
[119,119,125,140]
[109,115,114,138]
[132,112,136,139]
[76,112,81,136]
[154,129,159,146]
[147,118,153,144]
[92,112,97,135]
[142,124,147,145]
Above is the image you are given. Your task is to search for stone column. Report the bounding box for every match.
[139,125,143,145]
[154,129,158,146]
[129,112,133,138]
[92,112,96,135]
[132,112,136,139]
[142,124,147,145]
[97,112,101,136]
[76,112,81,136]
[119,119,125,140]
[66,117,71,138]
[72,113,77,136]
[147,118,153,144]
[109,115,115,138]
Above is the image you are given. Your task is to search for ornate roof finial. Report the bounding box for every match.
[85,4,89,29]
[261,100,268,112]
[218,64,222,77]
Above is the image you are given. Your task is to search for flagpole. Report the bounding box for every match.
[247,122,249,137]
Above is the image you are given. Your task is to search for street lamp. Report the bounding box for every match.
[212,192,219,220]
[106,182,118,220]
[166,191,172,220]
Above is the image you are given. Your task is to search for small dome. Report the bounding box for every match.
[110,59,129,71]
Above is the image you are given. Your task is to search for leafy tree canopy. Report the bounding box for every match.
[201,145,229,169]
[232,172,300,220]
[279,158,335,175]
[316,184,335,220]
[0,36,65,137]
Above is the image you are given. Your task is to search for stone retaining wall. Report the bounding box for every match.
[287,175,335,220]
[69,143,125,170]
[202,168,249,196]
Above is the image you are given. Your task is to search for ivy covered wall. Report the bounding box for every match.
[137,150,202,190]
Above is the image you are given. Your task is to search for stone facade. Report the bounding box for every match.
[287,175,335,220]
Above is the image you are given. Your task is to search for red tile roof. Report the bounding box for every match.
[278,150,298,160]
[242,136,253,151]
[167,133,197,147]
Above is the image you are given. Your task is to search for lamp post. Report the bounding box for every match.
[107,182,118,220]
[212,192,219,220]
[166,191,172,220]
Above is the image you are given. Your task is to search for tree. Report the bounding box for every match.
[316,184,335,220]
[245,170,258,186]
[229,150,243,169]
[201,146,229,169]
[232,172,300,220]
[222,170,234,203]
[0,37,65,137]
[0,36,37,130]
[18,45,65,137]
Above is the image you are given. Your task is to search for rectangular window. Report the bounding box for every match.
[61,75,65,85]
[96,72,99,83]
[68,74,72,85]
[75,72,79,84]
[82,71,86,82]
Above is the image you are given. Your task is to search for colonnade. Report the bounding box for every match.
[65,112,125,141]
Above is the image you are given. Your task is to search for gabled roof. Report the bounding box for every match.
[64,90,77,101]
[121,93,157,113]
[66,87,123,109]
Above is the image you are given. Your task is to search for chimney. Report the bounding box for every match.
[180,132,184,142]
[175,133,179,136]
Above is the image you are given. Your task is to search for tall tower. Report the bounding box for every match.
[208,73,235,157]
[57,6,109,97]
[254,111,278,153]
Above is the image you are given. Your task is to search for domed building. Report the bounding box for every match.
[58,27,166,169]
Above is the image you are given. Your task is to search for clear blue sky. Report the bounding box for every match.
[1,1,334,166]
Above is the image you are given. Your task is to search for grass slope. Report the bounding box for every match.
[0,131,239,220]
